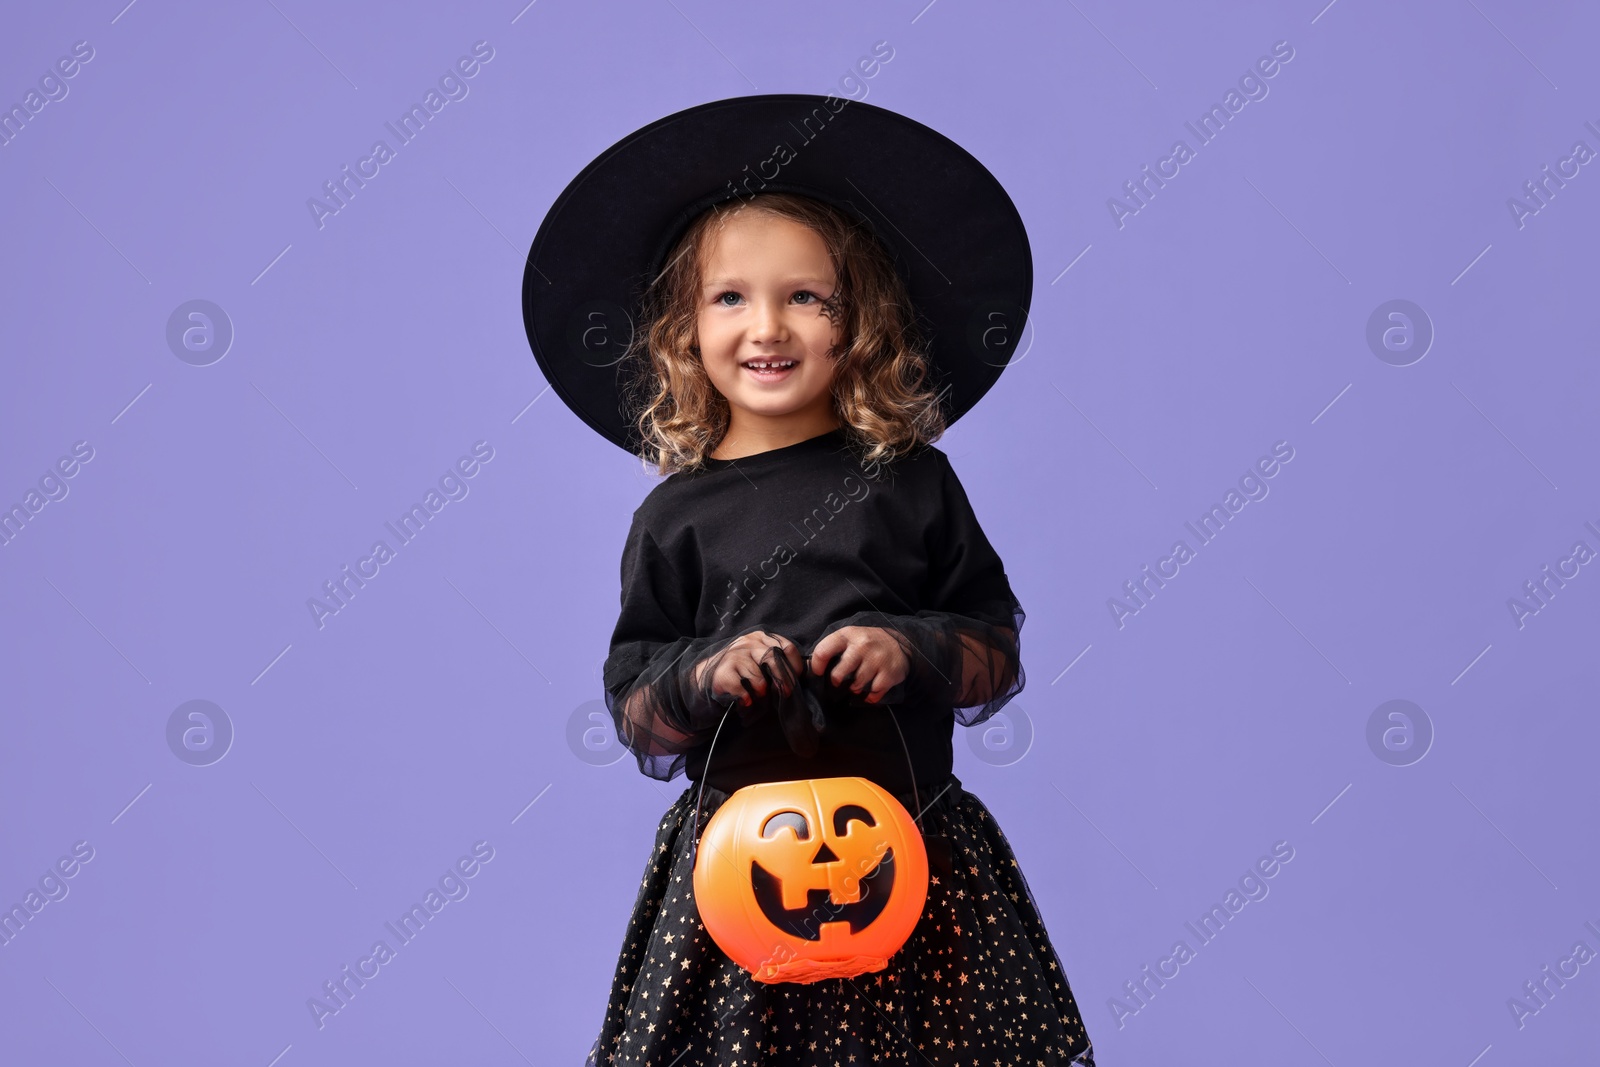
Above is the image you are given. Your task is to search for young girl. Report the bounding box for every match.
[524,94,1095,1066]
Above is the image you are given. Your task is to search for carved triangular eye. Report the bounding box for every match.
[761,810,810,840]
[832,804,876,836]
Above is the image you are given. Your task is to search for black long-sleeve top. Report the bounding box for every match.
[601,426,1026,796]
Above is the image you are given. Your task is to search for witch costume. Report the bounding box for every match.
[523,94,1096,1066]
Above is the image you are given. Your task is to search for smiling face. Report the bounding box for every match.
[694,208,844,457]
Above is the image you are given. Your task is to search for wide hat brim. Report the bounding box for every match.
[521,93,1032,456]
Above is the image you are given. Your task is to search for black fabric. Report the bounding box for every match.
[521,94,1033,456]
[601,427,1027,794]
[584,774,1097,1066]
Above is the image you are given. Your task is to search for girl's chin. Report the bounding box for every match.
[724,396,828,420]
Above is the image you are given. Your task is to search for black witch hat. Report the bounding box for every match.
[521,93,1033,456]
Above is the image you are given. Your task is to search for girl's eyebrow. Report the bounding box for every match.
[701,275,835,290]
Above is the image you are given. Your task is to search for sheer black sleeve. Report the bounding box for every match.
[601,515,798,781]
[815,453,1025,727]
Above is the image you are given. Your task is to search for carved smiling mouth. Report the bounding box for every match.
[750,848,896,939]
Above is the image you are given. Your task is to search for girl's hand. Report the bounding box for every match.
[692,631,804,709]
[807,625,910,704]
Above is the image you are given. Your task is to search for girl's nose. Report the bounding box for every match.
[750,298,789,343]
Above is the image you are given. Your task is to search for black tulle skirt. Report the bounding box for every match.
[585,773,1096,1066]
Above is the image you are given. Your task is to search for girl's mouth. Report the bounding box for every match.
[740,359,798,382]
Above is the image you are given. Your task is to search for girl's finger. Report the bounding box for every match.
[744,634,790,691]
[776,639,805,681]
[758,642,797,696]
[862,670,894,703]
[756,651,786,698]
[738,657,767,698]
[858,644,896,691]
[712,670,749,706]
[722,667,756,706]
[716,656,760,704]
[827,646,864,688]
[807,631,845,677]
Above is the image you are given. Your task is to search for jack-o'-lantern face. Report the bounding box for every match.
[692,777,929,984]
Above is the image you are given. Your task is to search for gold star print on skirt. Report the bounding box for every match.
[584,773,1096,1066]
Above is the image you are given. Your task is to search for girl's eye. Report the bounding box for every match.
[713,291,826,306]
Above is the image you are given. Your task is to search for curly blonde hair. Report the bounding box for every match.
[619,191,949,476]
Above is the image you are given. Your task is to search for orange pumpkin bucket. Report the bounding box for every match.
[692,776,929,984]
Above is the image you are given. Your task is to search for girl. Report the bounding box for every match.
[525,95,1095,1066]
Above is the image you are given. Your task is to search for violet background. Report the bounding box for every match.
[2,1,1597,1064]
